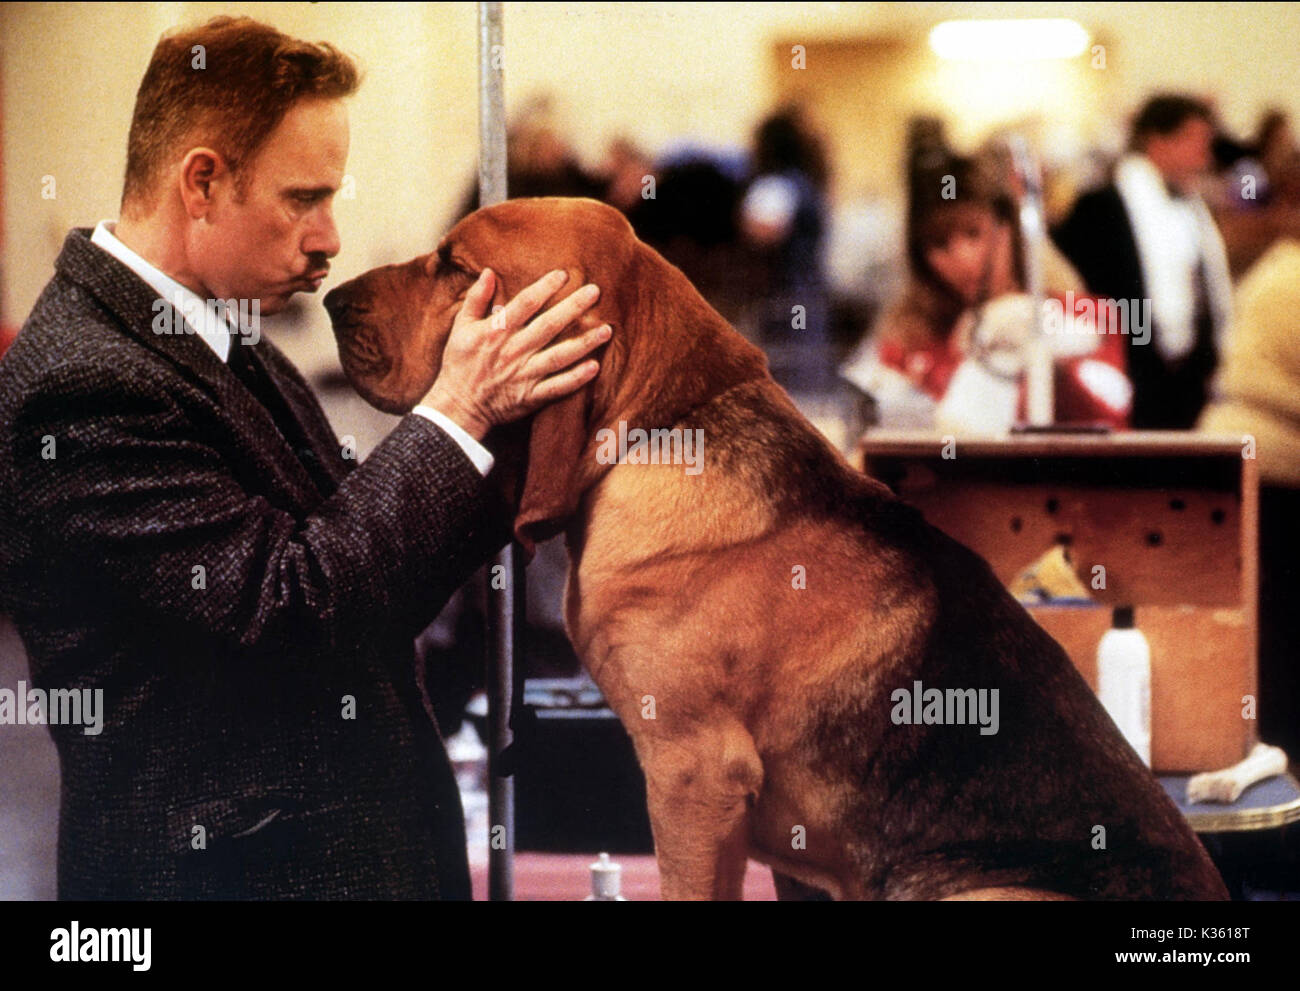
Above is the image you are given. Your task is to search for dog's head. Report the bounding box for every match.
[324,196,766,552]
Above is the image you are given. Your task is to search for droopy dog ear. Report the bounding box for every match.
[494,262,614,557]
[441,199,634,555]
[514,381,595,554]
[461,198,772,554]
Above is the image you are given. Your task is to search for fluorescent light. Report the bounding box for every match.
[929,19,1090,61]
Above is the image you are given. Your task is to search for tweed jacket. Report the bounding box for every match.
[0,228,509,899]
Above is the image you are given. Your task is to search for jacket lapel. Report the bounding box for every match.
[255,339,353,491]
[55,228,324,504]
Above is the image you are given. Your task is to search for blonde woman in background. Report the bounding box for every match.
[1200,240,1300,760]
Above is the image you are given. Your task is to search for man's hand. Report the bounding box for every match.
[421,268,610,441]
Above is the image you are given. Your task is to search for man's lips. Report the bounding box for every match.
[295,270,330,292]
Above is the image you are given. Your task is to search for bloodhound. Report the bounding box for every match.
[323,197,1227,901]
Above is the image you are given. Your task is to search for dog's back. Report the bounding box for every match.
[823,509,1226,899]
[693,380,1228,900]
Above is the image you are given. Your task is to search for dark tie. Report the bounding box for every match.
[1191,256,1216,347]
[226,336,333,492]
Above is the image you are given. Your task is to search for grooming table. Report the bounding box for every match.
[853,431,1260,772]
[1162,769,1300,898]
[1160,771,1300,833]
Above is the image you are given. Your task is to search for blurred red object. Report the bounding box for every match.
[875,292,1132,429]
[0,325,16,360]
[1046,297,1133,430]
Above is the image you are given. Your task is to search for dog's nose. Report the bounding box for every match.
[323,286,369,321]
[322,285,345,316]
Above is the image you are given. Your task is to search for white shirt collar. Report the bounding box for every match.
[1116,154,1200,221]
[90,220,234,362]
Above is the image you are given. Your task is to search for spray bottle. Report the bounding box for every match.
[1096,605,1152,767]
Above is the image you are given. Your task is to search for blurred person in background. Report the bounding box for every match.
[1251,110,1299,197]
[597,136,656,220]
[739,105,835,395]
[841,149,1130,434]
[1200,240,1300,760]
[1053,94,1231,430]
[623,144,757,327]
[1213,109,1300,278]
[457,94,603,217]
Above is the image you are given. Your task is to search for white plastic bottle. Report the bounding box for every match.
[584,852,627,901]
[1096,605,1152,767]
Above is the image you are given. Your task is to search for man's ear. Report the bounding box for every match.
[178,147,224,220]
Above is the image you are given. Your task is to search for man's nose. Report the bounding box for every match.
[304,204,342,259]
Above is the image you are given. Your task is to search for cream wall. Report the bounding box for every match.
[4,1,1300,347]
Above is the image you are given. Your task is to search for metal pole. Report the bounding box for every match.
[477,0,518,903]
[478,3,508,208]
[1007,135,1053,427]
[485,542,523,904]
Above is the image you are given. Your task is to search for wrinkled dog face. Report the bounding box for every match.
[323,197,632,416]
[322,247,477,415]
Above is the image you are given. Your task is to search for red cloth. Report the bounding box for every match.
[875,293,1131,428]
[876,335,964,402]
[1053,334,1130,428]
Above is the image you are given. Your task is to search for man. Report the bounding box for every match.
[0,16,608,899]
[1053,94,1232,429]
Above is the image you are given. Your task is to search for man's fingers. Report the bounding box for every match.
[493,268,570,331]
[529,324,611,377]
[527,359,601,406]
[513,282,602,352]
[457,267,496,323]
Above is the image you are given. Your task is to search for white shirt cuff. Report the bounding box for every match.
[411,405,495,476]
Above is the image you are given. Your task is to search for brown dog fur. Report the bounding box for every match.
[323,197,1228,901]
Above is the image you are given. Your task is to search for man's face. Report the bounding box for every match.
[191,97,348,315]
[1148,117,1214,192]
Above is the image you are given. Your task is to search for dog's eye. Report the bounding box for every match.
[431,244,477,282]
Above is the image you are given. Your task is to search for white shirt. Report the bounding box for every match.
[90,221,493,475]
[1112,156,1233,363]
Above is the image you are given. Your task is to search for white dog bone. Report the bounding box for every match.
[1186,743,1289,804]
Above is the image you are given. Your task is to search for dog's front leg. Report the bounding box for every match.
[577,625,763,900]
[635,724,763,900]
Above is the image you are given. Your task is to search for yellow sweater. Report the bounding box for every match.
[1199,239,1300,487]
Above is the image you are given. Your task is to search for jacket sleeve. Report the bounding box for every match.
[6,361,512,659]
